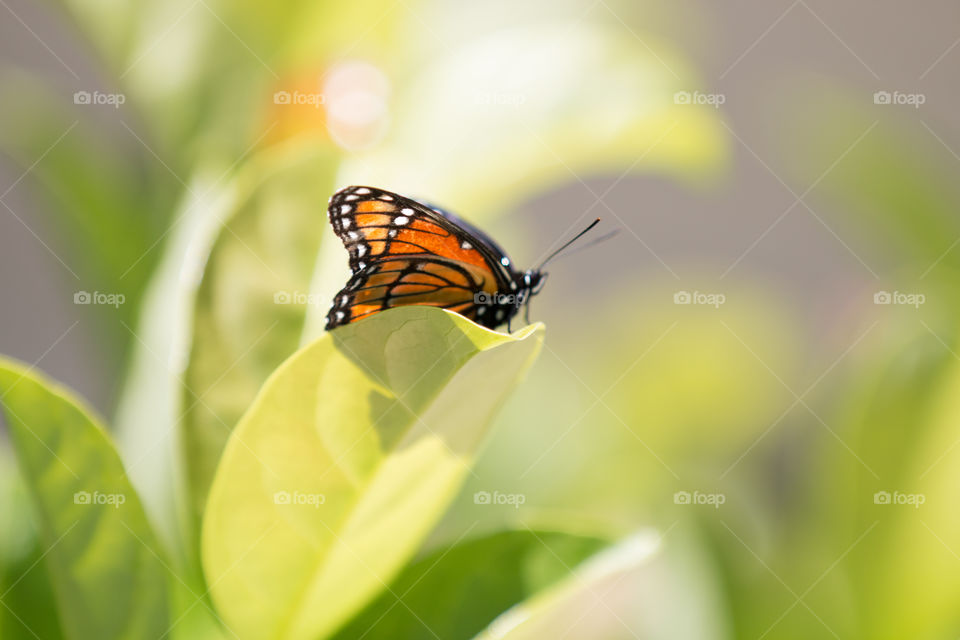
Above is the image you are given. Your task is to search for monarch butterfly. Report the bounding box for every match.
[325,186,605,331]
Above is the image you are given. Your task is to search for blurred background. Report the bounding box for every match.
[2,0,960,637]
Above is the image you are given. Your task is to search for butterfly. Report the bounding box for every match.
[324,186,604,331]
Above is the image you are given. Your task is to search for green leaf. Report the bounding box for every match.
[112,142,337,561]
[869,335,960,637]
[0,445,65,640]
[202,306,544,640]
[112,173,238,561]
[1,543,66,640]
[181,142,339,521]
[816,323,960,639]
[0,358,170,640]
[474,531,729,640]
[332,529,607,640]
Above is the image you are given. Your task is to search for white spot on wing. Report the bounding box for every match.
[340,204,351,213]
[357,244,367,257]
[461,241,472,250]
[394,216,409,225]
[501,257,511,266]
[355,188,371,194]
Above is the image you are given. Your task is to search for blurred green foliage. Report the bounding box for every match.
[332,530,607,640]
[1,0,958,639]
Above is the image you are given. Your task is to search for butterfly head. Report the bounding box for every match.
[522,270,548,297]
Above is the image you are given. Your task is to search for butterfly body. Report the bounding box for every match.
[325,186,545,331]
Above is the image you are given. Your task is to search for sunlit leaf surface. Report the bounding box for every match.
[203,307,544,640]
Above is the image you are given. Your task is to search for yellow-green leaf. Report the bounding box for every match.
[181,142,339,520]
[475,532,728,640]
[0,358,169,640]
[202,306,544,640]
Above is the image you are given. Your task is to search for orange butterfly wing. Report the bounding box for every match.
[329,257,497,326]
[326,186,511,329]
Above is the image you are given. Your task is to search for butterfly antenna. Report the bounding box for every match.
[535,218,606,270]
[556,229,620,259]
